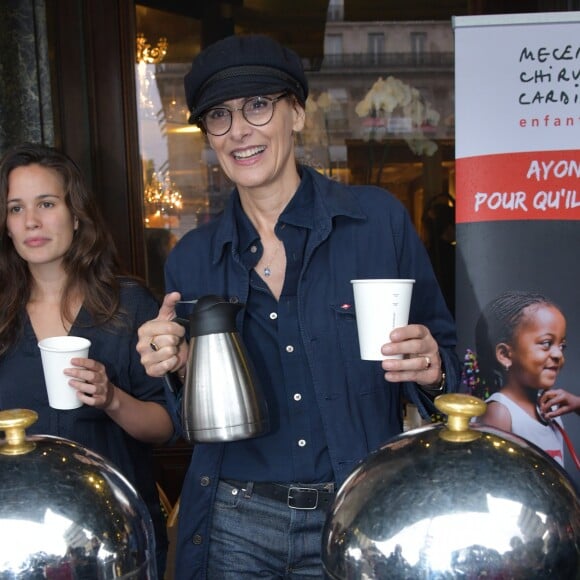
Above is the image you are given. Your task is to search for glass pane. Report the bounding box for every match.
[135,3,456,310]
[135,6,225,300]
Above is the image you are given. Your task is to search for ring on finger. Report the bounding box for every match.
[423,355,431,370]
[150,338,160,352]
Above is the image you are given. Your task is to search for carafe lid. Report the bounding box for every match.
[190,295,243,336]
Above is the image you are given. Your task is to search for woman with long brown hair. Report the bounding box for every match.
[0,142,176,576]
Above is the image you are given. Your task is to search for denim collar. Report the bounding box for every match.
[211,164,366,265]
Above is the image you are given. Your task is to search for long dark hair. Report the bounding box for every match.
[0,143,124,355]
[474,290,557,392]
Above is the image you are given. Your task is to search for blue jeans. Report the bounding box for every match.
[207,480,331,579]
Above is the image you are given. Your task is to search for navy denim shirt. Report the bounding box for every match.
[165,165,460,580]
[219,172,334,483]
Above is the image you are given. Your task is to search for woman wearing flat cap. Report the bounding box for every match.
[137,34,459,579]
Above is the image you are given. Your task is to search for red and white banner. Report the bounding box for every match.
[456,151,580,222]
[454,12,580,224]
[453,11,580,482]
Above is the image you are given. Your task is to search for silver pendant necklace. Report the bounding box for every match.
[263,241,282,277]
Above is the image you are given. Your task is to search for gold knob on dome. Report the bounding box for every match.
[0,408,39,455]
[434,393,487,442]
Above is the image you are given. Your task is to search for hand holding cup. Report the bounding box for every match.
[38,336,91,410]
[351,279,415,361]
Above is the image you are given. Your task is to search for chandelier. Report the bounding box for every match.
[136,34,168,116]
[144,172,182,214]
[136,33,168,64]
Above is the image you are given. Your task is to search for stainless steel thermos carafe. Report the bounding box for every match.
[180,295,270,443]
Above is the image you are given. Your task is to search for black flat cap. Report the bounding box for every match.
[184,34,308,125]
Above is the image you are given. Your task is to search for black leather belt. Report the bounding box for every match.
[223,479,335,511]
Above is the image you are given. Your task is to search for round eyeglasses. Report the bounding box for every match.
[200,94,288,136]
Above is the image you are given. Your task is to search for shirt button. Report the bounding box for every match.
[231,488,239,496]
[269,312,278,320]
[285,345,294,353]
[200,476,210,487]
[298,439,306,447]
[293,393,302,401]
[192,534,203,545]
[250,245,258,254]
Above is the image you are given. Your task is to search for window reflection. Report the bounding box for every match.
[347,495,550,575]
[135,3,456,300]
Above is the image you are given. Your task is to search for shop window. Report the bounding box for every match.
[411,31,427,64]
[135,5,455,300]
[368,32,385,64]
[324,34,343,66]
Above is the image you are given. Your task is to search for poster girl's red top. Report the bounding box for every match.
[454,12,580,224]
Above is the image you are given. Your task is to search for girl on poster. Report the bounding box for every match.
[474,290,580,468]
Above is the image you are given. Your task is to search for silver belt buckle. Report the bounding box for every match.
[287,486,318,510]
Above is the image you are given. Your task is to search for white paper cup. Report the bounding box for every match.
[351,279,415,361]
[38,336,91,410]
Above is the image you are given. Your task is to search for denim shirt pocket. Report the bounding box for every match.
[331,303,384,395]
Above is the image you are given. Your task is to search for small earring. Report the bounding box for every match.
[504,364,511,372]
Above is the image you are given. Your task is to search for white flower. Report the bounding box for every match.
[355,94,374,117]
[405,137,438,157]
[356,75,440,154]
[317,91,335,111]
[305,97,319,114]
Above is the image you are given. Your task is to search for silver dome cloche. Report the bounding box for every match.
[322,394,580,579]
[0,408,157,578]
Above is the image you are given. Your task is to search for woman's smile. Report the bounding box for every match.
[232,145,266,161]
